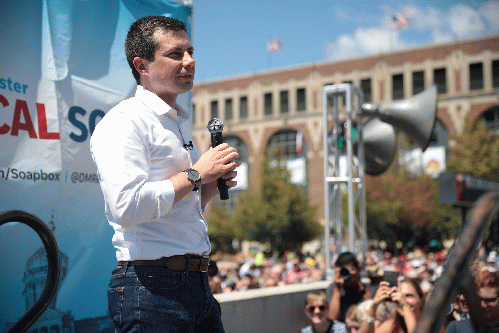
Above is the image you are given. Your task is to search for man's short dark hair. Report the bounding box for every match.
[125,16,188,84]
[335,252,359,267]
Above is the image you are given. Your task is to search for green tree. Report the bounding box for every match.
[364,134,461,251]
[232,157,321,255]
[365,168,461,252]
[366,163,439,229]
[446,118,499,245]
[206,203,237,253]
[447,118,499,181]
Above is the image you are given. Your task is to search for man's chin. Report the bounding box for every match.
[178,82,193,93]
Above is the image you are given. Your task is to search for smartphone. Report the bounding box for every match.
[383,270,400,287]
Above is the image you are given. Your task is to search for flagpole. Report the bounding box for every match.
[390,30,393,52]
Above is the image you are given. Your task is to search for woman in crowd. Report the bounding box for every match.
[358,278,424,333]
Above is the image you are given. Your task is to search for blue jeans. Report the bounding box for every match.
[108,264,224,333]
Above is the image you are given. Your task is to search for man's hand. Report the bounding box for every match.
[333,266,345,289]
[193,143,240,184]
[171,143,240,205]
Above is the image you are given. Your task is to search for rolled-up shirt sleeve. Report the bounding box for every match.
[91,108,175,227]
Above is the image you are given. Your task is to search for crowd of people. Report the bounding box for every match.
[209,245,499,295]
[208,250,324,293]
[208,245,499,332]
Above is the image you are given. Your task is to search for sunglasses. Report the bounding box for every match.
[307,305,326,313]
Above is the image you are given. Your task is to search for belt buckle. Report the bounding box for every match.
[199,257,210,272]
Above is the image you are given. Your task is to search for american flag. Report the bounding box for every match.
[296,127,303,155]
[267,38,282,52]
[391,13,409,30]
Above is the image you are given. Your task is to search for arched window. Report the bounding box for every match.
[481,106,499,137]
[266,129,308,186]
[427,119,449,148]
[266,129,306,160]
[212,135,249,212]
[225,135,248,163]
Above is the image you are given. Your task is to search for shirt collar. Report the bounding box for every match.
[135,85,189,122]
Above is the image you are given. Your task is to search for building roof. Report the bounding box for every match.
[193,34,499,94]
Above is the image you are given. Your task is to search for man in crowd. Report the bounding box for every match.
[302,291,346,333]
[447,269,499,332]
[328,252,369,322]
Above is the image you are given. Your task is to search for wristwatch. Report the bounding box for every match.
[185,168,201,191]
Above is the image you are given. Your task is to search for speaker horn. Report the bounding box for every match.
[361,85,437,151]
[360,118,397,175]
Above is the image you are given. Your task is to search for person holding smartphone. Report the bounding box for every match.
[357,277,424,333]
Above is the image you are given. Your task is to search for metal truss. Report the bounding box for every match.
[322,83,367,280]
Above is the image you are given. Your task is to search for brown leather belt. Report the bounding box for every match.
[118,255,210,273]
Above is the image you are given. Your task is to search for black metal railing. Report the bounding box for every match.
[414,191,499,333]
[0,210,60,333]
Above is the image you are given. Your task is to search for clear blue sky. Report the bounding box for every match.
[191,0,499,83]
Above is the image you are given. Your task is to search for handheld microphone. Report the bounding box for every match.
[207,118,229,200]
[183,141,194,150]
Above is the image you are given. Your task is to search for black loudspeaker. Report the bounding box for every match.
[361,86,438,152]
[361,118,397,175]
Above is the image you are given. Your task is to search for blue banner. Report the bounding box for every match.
[0,1,193,331]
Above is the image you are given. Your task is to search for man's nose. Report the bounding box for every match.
[183,52,195,66]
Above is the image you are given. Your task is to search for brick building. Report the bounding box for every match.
[192,34,499,217]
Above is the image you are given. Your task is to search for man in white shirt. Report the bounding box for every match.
[90,16,239,333]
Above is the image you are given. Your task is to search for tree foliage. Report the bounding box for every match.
[366,160,439,229]
[445,118,499,246]
[231,157,321,255]
[206,203,237,253]
[447,118,499,181]
[365,166,463,252]
[364,134,462,250]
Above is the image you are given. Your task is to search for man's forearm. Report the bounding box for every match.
[201,181,219,208]
[328,286,341,320]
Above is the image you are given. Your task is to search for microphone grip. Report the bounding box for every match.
[211,132,229,200]
[217,178,229,200]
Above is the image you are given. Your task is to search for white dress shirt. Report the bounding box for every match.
[90,85,211,261]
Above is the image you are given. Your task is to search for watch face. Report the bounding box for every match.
[186,168,201,191]
[187,169,200,181]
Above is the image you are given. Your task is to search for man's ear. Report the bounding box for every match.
[133,57,149,76]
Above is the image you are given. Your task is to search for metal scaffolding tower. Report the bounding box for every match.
[322,83,367,280]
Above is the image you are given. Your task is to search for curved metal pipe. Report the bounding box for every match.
[0,210,60,333]
[414,192,499,333]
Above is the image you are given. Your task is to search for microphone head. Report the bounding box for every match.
[208,118,224,133]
